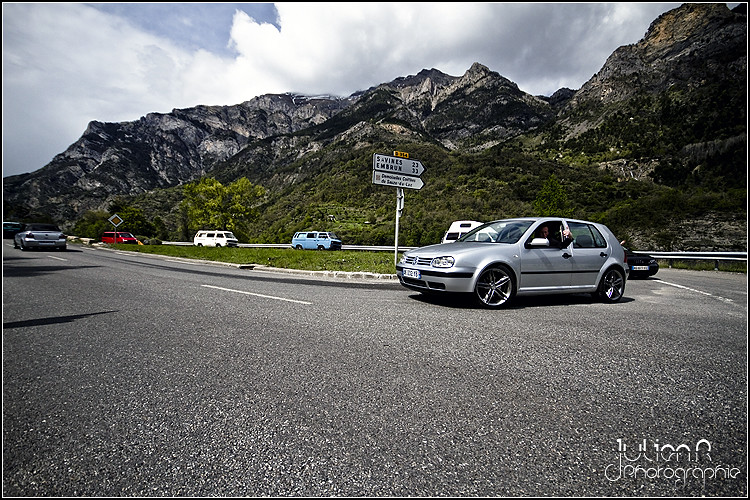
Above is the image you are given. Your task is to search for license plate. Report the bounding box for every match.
[402,268,421,279]
[631,266,649,271]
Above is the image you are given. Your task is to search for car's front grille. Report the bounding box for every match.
[402,256,432,266]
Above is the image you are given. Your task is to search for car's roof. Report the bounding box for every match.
[486,217,600,224]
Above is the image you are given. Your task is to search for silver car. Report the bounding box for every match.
[13,223,67,251]
[397,217,628,308]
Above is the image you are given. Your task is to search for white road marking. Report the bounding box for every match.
[201,284,312,305]
[47,255,67,261]
[654,278,734,303]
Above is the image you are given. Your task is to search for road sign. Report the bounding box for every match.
[108,214,123,227]
[372,170,424,190]
[393,151,409,158]
[373,154,425,177]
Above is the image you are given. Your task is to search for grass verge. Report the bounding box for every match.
[104,244,401,275]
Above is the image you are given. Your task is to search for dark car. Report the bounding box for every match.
[13,223,67,251]
[625,249,659,278]
[3,221,23,239]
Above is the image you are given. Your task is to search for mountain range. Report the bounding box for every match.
[3,3,747,251]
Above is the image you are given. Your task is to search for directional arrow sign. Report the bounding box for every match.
[372,170,424,190]
[373,153,425,177]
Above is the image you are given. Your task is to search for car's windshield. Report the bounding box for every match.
[457,220,533,244]
[224,233,236,239]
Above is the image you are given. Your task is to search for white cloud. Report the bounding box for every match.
[2,2,683,178]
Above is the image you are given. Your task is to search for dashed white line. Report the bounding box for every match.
[201,284,312,305]
[654,278,734,303]
[47,255,67,261]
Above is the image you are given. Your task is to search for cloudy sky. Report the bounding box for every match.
[2,2,691,178]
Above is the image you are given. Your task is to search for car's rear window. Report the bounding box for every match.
[27,224,60,232]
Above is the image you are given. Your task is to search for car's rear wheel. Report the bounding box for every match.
[597,267,625,303]
[474,265,515,308]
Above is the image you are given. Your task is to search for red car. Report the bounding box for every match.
[101,231,138,244]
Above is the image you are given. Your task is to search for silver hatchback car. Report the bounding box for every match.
[13,223,67,251]
[397,217,628,308]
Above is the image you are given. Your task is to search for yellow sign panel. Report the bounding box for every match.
[393,151,409,159]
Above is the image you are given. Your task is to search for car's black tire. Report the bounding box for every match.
[597,267,626,303]
[474,265,516,308]
[295,245,303,250]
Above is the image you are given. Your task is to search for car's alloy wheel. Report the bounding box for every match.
[475,265,515,308]
[598,268,625,303]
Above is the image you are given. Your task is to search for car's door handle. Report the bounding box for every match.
[562,253,572,259]
[600,252,608,258]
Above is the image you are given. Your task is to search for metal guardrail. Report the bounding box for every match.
[631,251,747,271]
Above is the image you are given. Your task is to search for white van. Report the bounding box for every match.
[441,220,484,243]
[193,230,239,247]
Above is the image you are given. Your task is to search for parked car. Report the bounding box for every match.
[3,221,23,239]
[101,231,138,244]
[625,248,659,278]
[397,217,628,308]
[441,220,484,243]
[193,230,239,247]
[291,231,342,250]
[13,223,67,251]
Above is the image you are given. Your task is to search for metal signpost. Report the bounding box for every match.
[372,152,425,265]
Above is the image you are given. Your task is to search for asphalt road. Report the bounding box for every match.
[3,244,747,496]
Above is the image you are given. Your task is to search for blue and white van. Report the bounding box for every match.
[291,231,342,250]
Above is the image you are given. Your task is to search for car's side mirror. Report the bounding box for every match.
[527,238,550,247]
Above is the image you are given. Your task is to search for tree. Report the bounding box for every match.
[181,177,265,239]
[533,174,572,217]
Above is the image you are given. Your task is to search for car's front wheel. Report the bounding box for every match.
[474,265,515,308]
[597,267,625,303]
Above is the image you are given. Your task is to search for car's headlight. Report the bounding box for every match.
[431,256,455,268]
